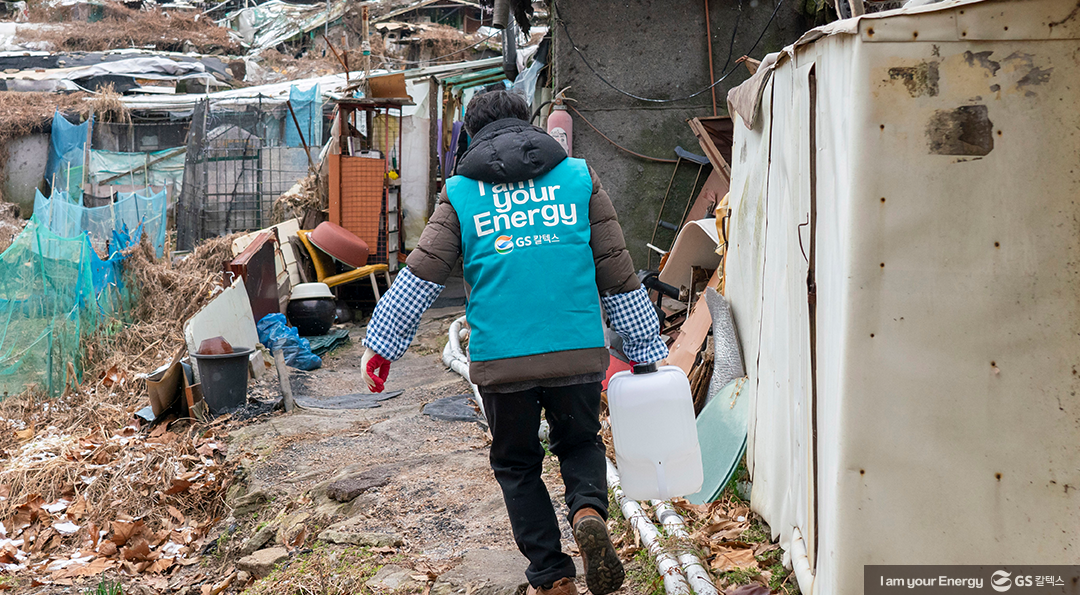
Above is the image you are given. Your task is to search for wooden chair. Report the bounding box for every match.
[296,230,391,300]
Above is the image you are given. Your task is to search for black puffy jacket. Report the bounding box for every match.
[405,118,639,387]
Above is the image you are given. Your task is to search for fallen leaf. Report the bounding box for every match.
[111,520,146,547]
[15,426,34,441]
[167,506,185,525]
[121,537,157,562]
[146,557,174,574]
[371,546,395,554]
[753,542,779,556]
[76,557,117,577]
[710,546,757,572]
[68,495,88,520]
[164,480,193,495]
[101,365,127,388]
[725,585,770,595]
[98,541,118,557]
[287,526,307,548]
[195,441,221,457]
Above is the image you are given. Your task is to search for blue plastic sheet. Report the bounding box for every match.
[34,186,168,257]
[285,84,322,148]
[89,148,186,188]
[45,111,93,204]
[256,313,322,371]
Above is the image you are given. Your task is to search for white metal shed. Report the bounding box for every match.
[723,0,1080,592]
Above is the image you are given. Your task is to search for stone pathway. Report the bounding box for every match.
[220,306,644,594]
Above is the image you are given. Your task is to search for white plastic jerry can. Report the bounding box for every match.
[607,363,704,500]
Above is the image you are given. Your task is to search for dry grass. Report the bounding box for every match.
[0,232,250,583]
[82,232,243,378]
[258,48,340,82]
[0,91,91,143]
[416,24,475,61]
[271,173,323,225]
[0,201,24,253]
[15,4,241,54]
[89,83,131,126]
[0,232,242,512]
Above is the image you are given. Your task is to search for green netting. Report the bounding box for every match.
[34,186,169,257]
[0,216,129,398]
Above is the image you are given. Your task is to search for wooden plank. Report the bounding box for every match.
[688,117,732,184]
[329,152,341,226]
[664,268,720,375]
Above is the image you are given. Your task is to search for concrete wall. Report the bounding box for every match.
[554,0,809,267]
[4,133,48,216]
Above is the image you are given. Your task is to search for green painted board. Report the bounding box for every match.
[686,376,750,505]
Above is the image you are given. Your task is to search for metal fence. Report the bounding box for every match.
[176,98,322,251]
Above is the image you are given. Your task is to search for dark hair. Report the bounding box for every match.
[464,90,530,135]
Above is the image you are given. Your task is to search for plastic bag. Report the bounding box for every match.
[257,313,322,371]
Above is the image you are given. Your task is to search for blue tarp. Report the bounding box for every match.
[285,84,322,148]
[45,111,93,204]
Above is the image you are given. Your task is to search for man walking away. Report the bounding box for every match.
[360,90,668,595]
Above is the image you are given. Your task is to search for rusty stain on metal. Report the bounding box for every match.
[963,50,1001,75]
[927,105,994,156]
[887,61,940,97]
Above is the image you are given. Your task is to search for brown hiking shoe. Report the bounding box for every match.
[526,577,576,595]
[572,508,624,595]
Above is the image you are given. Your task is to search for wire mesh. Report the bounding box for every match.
[339,155,386,262]
[176,97,318,250]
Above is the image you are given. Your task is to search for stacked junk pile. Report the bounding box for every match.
[0,0,528,587]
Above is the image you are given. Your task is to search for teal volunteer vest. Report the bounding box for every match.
[445,158,605,362]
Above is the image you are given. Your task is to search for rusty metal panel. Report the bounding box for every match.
[226,231,281,321]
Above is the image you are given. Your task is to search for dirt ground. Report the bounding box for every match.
[7,298,784,595]
[206,305,650,595]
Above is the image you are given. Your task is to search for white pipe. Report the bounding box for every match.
[606,459,692,595]
[789,526,816,595]
[444,315,549,437]
[652,500,719,595]
[444,318,696,595]
[443,316,486,420]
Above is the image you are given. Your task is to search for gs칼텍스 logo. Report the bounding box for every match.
[494,235,514,254]
[991,570,1012,592]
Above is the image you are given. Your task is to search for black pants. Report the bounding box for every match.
[480,382,609,588]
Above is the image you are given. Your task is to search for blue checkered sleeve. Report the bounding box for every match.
[601,286,669,364]
[362,267,445,361]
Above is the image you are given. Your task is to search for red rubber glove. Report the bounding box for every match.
[362,348,391,393]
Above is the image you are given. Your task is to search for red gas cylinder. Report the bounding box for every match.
[547,103,573,157]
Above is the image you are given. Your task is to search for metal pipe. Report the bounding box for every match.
[652,500,719,595]
[443,318,699,595]
[443,316,547,437]
[443,316,485,420]
[789,526,816,595]
[492,0,510,29]
[703,0,717,116]
[607,459,692,595]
